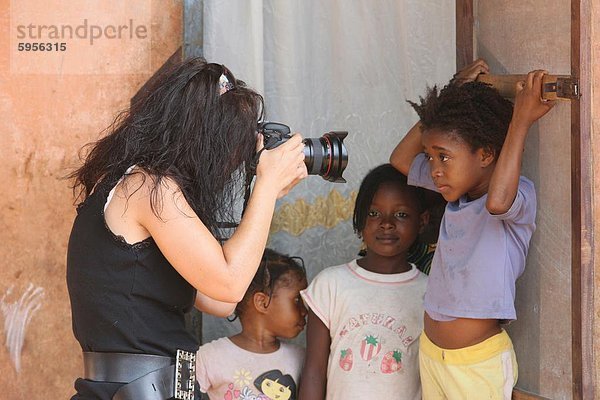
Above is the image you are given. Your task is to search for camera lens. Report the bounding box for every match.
[303,131,348,183]
[256,122,348,183]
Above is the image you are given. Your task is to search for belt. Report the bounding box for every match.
[83,350,196,400]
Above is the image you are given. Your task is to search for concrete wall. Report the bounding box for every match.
[475,1,572,398]
[0,1,182,398]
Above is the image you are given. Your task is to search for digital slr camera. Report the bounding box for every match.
[257,122,348,183]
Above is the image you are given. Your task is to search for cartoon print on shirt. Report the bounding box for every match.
[338,313,415,346]
[335,322,413,375]
[238,386,268,400]
[223,382,241,400]
[381,349,403,374]
[254,369,297,400]
[339,348,354,371]
[219,369,297,400]
[360,334,381,361]
[234,368,253,388]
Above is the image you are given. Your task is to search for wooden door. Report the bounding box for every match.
[457,1,595,399]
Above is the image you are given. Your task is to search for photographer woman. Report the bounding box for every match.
[66,58,307,400]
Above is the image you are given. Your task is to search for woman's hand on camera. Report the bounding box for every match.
[255,132,308,198]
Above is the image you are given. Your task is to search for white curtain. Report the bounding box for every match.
[202,0,455,343]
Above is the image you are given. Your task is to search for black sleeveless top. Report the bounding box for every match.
[66,177,197,399]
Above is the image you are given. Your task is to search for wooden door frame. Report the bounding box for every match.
[571,0,594,398]
[455,0,595,399]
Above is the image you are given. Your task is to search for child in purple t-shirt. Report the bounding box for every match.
[390,59,555,399]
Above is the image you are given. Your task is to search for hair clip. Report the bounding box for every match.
[219,73,234,95]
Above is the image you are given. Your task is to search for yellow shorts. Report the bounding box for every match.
[419,330,518,400]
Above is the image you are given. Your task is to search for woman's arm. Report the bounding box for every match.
[131,134,307,303]
[298,309,330,400]
[194,292,236,317]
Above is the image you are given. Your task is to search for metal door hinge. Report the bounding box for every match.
[544,77,580,100]
[477,74,580,101]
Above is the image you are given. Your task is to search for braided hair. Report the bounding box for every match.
[233,248,306,319]
[408,81,514,157]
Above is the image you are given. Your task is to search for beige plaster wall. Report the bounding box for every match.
[475,1,572,398]
[0,1,182,398]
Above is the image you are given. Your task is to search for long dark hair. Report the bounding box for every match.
[69,58,264,234]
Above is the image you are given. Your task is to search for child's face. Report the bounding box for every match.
[421,128,494,202]
[264,272,308,339]
[361,182,425,259]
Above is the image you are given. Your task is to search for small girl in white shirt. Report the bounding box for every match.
[196,249,307,400]
[298,164,430,399]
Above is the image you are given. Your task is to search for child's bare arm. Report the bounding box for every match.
[298,309,330,400]
[486,70,555,214]
[390,121,424,175]
[390,59,490,174]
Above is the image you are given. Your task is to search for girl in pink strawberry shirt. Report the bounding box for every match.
[196,249,307,400]
[299,164,429,399]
